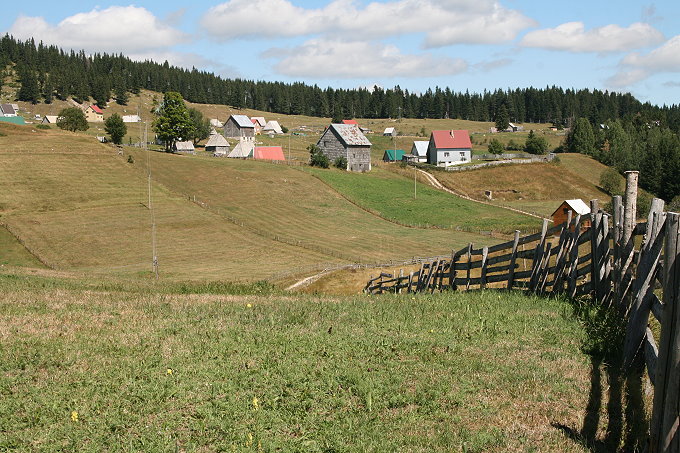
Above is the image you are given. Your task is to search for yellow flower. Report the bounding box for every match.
[166,368,173,375]
[71,411,78,422]
[247,303,252,308]
[429,329,434,333]
[247,432,253,446]
[252,397,259,410]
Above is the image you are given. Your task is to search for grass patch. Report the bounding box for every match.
[0,277,594,451]
[0,225,45,268]
[310,166,540,233]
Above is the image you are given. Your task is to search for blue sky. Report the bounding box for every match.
[1,1,679,106]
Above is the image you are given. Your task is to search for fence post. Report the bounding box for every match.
[650,212,680,452]
[465,243,473,290]
[620,171,639,309]
[529,218,550,292]
[612,195,624,299]
[507,230,520,290]
[590,200,601,301]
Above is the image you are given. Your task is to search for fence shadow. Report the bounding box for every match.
[552,297,648,452]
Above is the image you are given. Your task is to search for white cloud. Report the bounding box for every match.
[520,21,664,53]
[8,6,188,54]
[608,35,680,87]
[473,58,513,72]
[266,39,467,78]
[201,0,535,47]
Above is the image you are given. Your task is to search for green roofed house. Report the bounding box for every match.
[383,149,405,162]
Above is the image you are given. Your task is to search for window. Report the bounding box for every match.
[444,152,450,157]
[460,152,466,157]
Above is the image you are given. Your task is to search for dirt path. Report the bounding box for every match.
[416,169,548,221]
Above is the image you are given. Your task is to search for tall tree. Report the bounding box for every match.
[494,104,509,131]
[17,67,40,104]
[56,107,89,132]
[152,92,193,152]
[567,117,596,155]
[187,107,210,145]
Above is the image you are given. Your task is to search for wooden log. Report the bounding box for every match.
[620,172,640,308]
[568,217,585,298]
[612,195,623,300]
[480,247,489,289]
[651,294,664,323]
[623,208,667,368]
[407,272,414,294]
[623,171,639,245]
[529,218,550,291]
[466,243,473,291]
[590,201,601,301]
[598,213,612,304]
[508,230,521,290]
[449,250,458,290]
[538,242,553,293]
[646,327,659,387]
[650,212,680,453]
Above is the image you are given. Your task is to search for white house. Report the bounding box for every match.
[262,120,283,134]
[411,141,429,162]
[383,127,396,136]
[228,137,255,158]
[42,115,59,124]
[427,130,472,167]
[122,115,141,123]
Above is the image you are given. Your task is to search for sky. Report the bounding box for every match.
[1,1,679,106]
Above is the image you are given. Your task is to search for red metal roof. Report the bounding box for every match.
[341,119,358,125]
[431,130,471,149]
[89,105,103,114]
[254,146,285,161]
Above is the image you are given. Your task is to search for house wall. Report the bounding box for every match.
[85,109,103,122]
[552,204,592,231]
[223,118,254,138]
[427,141,471,166]
[317,129,371,172]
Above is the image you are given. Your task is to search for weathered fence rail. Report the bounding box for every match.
[365,171,680,452]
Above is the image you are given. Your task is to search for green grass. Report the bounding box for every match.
[0,226,45,268]
[0,274,595,451]
[309,166,540,233]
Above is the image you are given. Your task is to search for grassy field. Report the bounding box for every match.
[308,166,540,233]
[0,271,635,452]
[0,226,45,268]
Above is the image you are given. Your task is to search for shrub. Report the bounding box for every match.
[281,125,289,134]
[36,124,50,130]
[668,195,680,212]
[487,138,504,155]
[56,107,88,132]
[308,143,330,168]
[599,167,622,196]
[127,155,134,164]
[334,156,347,169]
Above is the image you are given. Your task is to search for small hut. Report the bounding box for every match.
[228,137,255,158]
[173,141,195,154]
[262,120,283,134]
[223,115,254,138]
[206,134,230,156]
[551,199,591,230]
[383,127,396,136]
[382,149,405,162]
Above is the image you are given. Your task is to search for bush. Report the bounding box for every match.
[599,167,622,196]
[281,125,289,134]
[334,156,347,169]
[308,143,330,168]
[56,107,88,132]
[127,155,134,164]
[668,196,680,212]
[36,124,50,130]
[487,138,504,155]
[524,130,548,155]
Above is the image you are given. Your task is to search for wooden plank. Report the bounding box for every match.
[529,218,550,291]
[448,250,457,290]
[486,262,519,275]
[480,247,489,289]
[553,214,576,293]
[612,196,623,305]
[590,201,601,302]
[623,209,666,368]
[568,217,585,298]
[650,212,680,453]
[645,328,659,387]
[508,230,520,290]
[465,243,473,291]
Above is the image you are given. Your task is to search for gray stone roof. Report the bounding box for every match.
[331,124,371,146]
[230,114,254,129]
[205,134,229,148]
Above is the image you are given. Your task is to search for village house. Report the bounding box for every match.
[251,117,266,127]
[551,199,591,231]
[411,141,429,162]
[173,141,195,154]
[383,149,405,162]
[1,104,18,117]
[42,115,59,124]
[317,124,372,172]
[383,127,396,136]
[210,118,223,128]
[251,118,262,135]
[254,146,285,161]
[85,105,104,122]
[228,137,255,158]
[205,133,230,156]
[223,114,255,138]
[427,130,472,167]
[262,120,283,135]
[122,115,141,123]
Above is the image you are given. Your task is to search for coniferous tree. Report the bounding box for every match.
[153,91,193,152]
[17,67,40,103]
[57,107,89,132]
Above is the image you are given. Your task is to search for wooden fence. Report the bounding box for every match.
[364,172,680,452]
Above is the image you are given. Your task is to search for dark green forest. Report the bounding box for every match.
[1,35,679,203]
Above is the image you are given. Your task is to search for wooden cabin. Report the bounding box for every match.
[317,124,372,172]
[552,199,591,230]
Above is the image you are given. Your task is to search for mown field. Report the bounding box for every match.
[0,271,635,452]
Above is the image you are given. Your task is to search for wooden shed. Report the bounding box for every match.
[205,134,230,156]
[551,199,591,230]
[223,114,254,138]
[173,141,195,154]
[317,124,372,172]
[383,149,405,162]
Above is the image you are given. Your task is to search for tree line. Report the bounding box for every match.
[2,34,680,133]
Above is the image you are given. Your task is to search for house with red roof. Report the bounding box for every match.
[253,146,285,161]
[427,130,472,167]
[85,105,104,122]
[341,119,358,126]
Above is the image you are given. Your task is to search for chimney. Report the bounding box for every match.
[450,130,455,138]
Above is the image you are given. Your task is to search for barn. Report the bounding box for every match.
[223,114,254,138]
[427,130,472,167]
[317,124,372,172]
[205,133,230,156]
[551,199,591,230]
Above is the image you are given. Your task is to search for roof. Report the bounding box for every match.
[228,137,255,158]
[341,119,358,125]
[205,134,229,148]
[88,105,103,114]
[174,141,195,151]
[251,116,266,127]
[122,115,141,123]
[411,141,429,157]
[383,127,395,134]
[263,120,283,134]
[329,124,371,146]
[431,130,472,150]
[43,115,59,123]
[254,146,285,161]
[0,116,26,125]
[210,118,223,128]
[230,114,254,129]
[552,199,591,217]
[383,149,406,161]
[1,104,16,115]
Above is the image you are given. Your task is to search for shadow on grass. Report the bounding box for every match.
[552,296,648,452]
